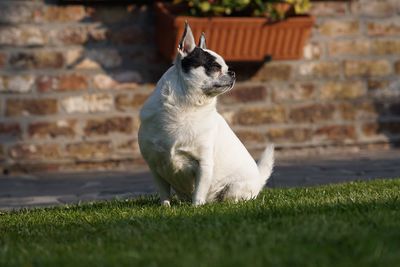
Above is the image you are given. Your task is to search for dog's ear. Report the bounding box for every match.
[178,22,196,56]
[198,32,206,49]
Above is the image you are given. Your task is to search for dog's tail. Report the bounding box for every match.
[257,144,274,189]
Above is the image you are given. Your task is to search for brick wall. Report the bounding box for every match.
[0,0,399,173]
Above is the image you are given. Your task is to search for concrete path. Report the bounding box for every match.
[1,149,399,211]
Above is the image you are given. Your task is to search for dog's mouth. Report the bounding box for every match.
[216,80,235,89]
[221,78,236,93]
[228,78,235,91]
[201,72,236,97]
[203,79,235,96]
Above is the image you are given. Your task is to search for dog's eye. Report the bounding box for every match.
[210,63,221,73]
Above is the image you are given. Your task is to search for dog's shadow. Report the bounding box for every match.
[227,57,271,82]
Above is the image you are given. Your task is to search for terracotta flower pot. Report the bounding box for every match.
[155,2,315,62]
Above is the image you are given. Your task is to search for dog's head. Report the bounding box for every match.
[175,22,236,98]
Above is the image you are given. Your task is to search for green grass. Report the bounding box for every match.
[1,179,400,267]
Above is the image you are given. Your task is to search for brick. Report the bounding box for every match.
[367,20,400,36]
[219,110,235,124]
[395,61,400,74]
[9,51,64,70]
[344,60,392,77]
[8,143,60,160]
[339,101,377,121]
[266,128,312,143]
[219,84,267,104]
[126,49,167,66]
[0,26,45,46]
[1,77,9,92]
[252,63,292,82]
[371,40,400,55]
[58,158,146,172]
[0,123,21,137]
[84,117,133,136]
[320,81,365,100]
[37,74,88,92]
[360,101,381,117]
[4,162,64,173]
[328,40,370,57]
[74,59,102,70]
[36,76,55,92]
[128,93,150,107]
[367,80,390,91]
[381,121,400,135]
[132,116,141,132]
[0,75,34,93]
[350,0,397,17]
[319,20,359,37]
[370,101,391,117]
[310,2,347,16]
[0,3,35,24]
[363,122,400,137]
[0,53,7,68]
[109,25,149,44]
[235,130,266,145]
[34,6,86,22]
[48,26,89,45]
[86,5,148,24]
[298,62,341,78]
[85,49,122,68]
[115,93,150,111]
[338,103,357,121]
[93,71,141,90]
[88,25,108,42]
[115,139,139,154]
[65,141,112,160]
[314,125,356,142]
[289,104,335,123]
[362,123,379,137]
[64,48,84,67]
[61,93,113,113]
[234,107,286,125]
[59,74,88,91]
[303,43,322,60]
[373,83,400,98]
[388,102,400,116]
[0,145,4,161]
[28,120,76,139]
[272,83,315,103]
[72,49,123,70]
[6,98,58,116]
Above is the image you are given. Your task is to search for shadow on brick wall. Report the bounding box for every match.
[373,85,400,148]
[67,2,169,83]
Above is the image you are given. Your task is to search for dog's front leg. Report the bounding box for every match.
[193,156,214,206]
[151,171,171,207]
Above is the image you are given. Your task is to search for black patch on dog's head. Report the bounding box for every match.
[181,47,222,76]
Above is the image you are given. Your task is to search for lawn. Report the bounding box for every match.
[1,179,400,267]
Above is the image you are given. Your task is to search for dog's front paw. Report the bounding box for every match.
[193,199,206,206]
[161,200,171,207]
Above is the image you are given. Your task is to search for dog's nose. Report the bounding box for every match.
[228,70,235,78]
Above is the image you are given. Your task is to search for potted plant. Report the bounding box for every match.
[155,0,314,61]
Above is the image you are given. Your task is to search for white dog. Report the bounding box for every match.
[138,22,274,206]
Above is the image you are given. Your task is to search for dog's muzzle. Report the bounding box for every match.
[228,70,236,79]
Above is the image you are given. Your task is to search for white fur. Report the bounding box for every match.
[138,27,274,206]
